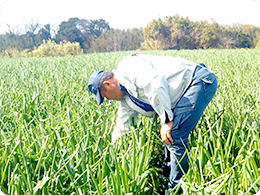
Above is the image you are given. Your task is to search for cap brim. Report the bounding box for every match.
[87,70,105,105]
[96,88,104,105]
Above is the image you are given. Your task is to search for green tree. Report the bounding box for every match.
[142,15,195,50]
[237,32,253,48]
[36,24,51,43]
[87,19,110,38]
[191,19,223,49]
[77,19,110,50]
[128,28,144,50]
[240,24,260,48]
[55,17,84,46]
[164,15,194,49]
[55,18,110,51]
[141,19,169,50]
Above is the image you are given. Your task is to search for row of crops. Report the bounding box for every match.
[0,49,260,194]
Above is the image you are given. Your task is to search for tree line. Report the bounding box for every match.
[142,15,260,50]
[0,15,260,55]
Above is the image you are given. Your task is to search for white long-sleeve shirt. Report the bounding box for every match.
[112,53,197,143]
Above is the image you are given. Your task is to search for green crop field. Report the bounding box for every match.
[0,49,260,195]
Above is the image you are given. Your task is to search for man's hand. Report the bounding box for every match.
[160,121,174,145]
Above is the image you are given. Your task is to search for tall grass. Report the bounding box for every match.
[0,49,259,194]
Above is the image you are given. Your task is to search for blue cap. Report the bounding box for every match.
[87,71,104,105]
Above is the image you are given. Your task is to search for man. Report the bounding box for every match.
[87,53,217,194]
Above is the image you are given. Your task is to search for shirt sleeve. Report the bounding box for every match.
[112,100,139,144]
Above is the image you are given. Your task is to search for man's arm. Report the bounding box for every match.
[112,101,138,144]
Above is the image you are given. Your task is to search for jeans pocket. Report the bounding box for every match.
[201,72,216,85]
[201,73,218,103]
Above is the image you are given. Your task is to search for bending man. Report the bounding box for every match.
[87,53,217,194]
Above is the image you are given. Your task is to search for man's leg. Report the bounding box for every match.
[167,140,189,193]
[166,67,218,193]
[162,145,171,178]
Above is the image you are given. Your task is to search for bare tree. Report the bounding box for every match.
[24,19,41,34]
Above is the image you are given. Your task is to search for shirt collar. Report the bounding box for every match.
[119,83,128,94]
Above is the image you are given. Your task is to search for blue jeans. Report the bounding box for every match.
[164,64,218,192]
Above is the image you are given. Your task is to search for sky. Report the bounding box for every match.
[0,0,260,34]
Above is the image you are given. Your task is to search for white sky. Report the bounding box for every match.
[0,0,260,34]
